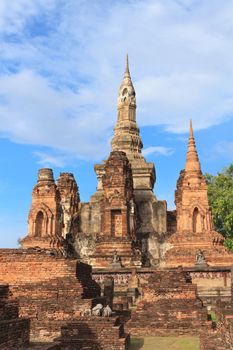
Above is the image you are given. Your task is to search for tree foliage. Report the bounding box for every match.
[205,164,233,250]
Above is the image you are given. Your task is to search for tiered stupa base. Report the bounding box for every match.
[163,230,233,267]
[89,236,141,268]
[21,235,66,256]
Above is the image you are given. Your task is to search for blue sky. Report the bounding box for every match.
[0,0,233,248]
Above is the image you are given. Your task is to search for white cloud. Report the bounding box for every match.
[0,0,55,33]
[0,0,233,160]
[0,70,111,160]
[34,151,66,167]
[143,146,174,157]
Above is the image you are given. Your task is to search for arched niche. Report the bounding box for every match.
[193,207,202,233]
[35,211,44,237]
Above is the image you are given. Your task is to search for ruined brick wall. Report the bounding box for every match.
[199,330,227,350]
[216,302,233,349]
[50,317,130,350]
[126,270,208,336]
[190,269,232,305]
[57,172,80,238]
[200,302,233,350]
[0,249,83,283]
[0,284,29,349]
[167,210,177,233]
[0,249,100,342]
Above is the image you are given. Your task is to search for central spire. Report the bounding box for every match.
[110,56,156,191]
[117,54,136,113]
[111,55,142,157]
[185,120,201,173]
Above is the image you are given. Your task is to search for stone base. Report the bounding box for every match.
[163,230,233,267]
[89,237,140,268]
[112,262,122,269]
[195,262,209,268]
[21,235,66,255]
[90,255,137,269]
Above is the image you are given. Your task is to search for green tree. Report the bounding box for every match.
[205,164,233,250]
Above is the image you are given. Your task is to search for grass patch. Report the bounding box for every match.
[209,311,217,322]
[130,336,200,350]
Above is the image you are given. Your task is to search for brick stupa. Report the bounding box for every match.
[21,168,66,254]
[163,120,233,267]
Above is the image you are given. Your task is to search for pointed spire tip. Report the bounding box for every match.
[125,53,130,75]
[189,119,193,138]
[185,118,201,172]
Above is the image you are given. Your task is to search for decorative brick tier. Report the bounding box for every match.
[126,269,208,336]
[49,317,130,350]
[0,284,29,349]
[163,231,233,267]
[0,249,100,342]
[90,237,134,268]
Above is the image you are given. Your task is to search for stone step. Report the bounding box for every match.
[19,343,59,350]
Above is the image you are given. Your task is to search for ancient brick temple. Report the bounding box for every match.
[20,55,233,269]
[1,56,233,349]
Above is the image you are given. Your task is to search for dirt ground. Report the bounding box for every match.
[130,336,200,350]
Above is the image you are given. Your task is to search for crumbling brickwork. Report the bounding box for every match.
[50,317,130,350]
[90,151,139,267]
[102,151,134,239]
[200,302,233,350]
[126,269,208,336]
[216,302,233,349]
[0,249,100,342]
[0,284,29,349]
[21,168,65,253]
[57,172,80,238]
